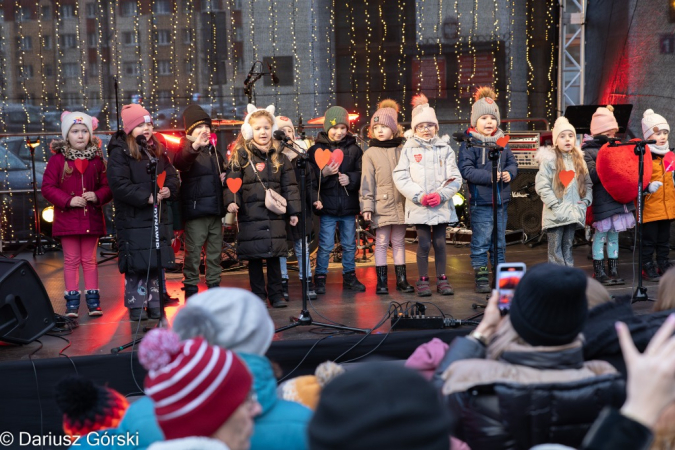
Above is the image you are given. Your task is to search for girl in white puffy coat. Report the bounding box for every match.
[393,94,462,297]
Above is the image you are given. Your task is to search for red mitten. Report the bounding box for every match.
[420,195,430,206]
[427,193,441,207]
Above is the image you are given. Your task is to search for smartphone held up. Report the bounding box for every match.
[496,263,526,313]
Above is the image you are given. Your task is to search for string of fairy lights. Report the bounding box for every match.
[0,0,558,241]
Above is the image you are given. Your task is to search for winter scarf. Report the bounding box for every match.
[50,136,104,161]
[650,142,671,156]
[368,137,404,148]
[469,128,505,144]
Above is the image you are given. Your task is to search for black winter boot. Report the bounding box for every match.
[343,271,366,292]
[376,266,389,295]
[314,274,327,295]
[474,266,491,293]
[657,259,673,276]
[593,260,613,286]
[281,279,290,300]
[85,290,102,317]
[183,285,199,301]
[642,261,661,282]
[64,290,80,318]
[394,265,414,293]
[607,259,625,285]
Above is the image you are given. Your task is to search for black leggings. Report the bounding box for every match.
[415,224,448,277]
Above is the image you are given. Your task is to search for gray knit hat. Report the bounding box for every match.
[370,99,400,136]
[470,86,501,127]
[324,106,350,133]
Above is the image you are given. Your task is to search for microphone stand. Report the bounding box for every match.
[274,137,368,334]
[459,137,506,321]
[599,138,655,303]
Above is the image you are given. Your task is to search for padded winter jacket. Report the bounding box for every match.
[308,132,362,217]
[360,139,406,228]
[172,139,227,222]
[106,132,179,274]
[535,146,592,231]
[224,144,301,260]
[393,133,463,225]
[435,337,625,450]
[644,152,675,223]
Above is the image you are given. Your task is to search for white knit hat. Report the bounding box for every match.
[642,109,670,139]
[410,94,438,131]
[552,116,577,146]
[61,111,98,141]
[172,287,275,356]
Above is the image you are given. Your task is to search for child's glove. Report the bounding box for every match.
[426,193,441,207]
[646,181,663,194]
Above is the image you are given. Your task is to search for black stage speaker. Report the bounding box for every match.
[508,169,543,237]
[0,259,55,344]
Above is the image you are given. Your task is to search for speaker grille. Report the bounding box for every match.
[508,169,542,236]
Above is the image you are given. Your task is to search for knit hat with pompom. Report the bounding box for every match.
[590,105,619,136]
[471,86,500,127]
[279,361,345,411]
[410,94,438,131]
[641,109,670,140]
[370,99,400,136]
[55,376,129,439]
[139,328,253,440]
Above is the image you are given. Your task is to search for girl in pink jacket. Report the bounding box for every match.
[42,112,112,318]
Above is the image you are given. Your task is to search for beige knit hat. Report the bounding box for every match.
[552,116,577,146]
[471,87,501,127]
[641,109,670,139]
[590,105,619,136]
[410,94,438,130]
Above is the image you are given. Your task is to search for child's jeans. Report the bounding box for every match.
[280,237,313,280]
[469,203,507,268]
[315,215,356,275]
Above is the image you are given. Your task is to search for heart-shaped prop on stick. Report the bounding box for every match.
[74,159,89,174]
[210,133,218,148]
[664,152,675,173]
[496,135,511,148]
[329,149,344,166]
[314,148,332,170]
[559,170,575,188]
[157,171,167,189]
[226,178,242,193]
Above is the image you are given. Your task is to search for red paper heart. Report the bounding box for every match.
[414,154,423,163]
[496,135,511,148]
[157,171,167,189]
[256,162,266,172]
[664,152,675,172]
[559,170,575,188]
[74,159,89,174]
[314,148,332,170]
[210,133,218,148]
[226,178,242,193]
[329,149,344,166]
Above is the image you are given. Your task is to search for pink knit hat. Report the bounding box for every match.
[370,99,400,136]
[139,329,253,441]
[590,105,619,136]
[121,104,153,135]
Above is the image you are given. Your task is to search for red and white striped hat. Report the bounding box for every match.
[139,329,253,440]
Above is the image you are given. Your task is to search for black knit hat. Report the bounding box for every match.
[183,104,212,135]
[308,362,451,450]
[509,263,588,347]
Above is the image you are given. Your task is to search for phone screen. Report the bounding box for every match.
[497,264,526,312]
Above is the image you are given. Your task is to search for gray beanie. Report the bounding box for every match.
[470,86,501,127]
[172,287,274,356]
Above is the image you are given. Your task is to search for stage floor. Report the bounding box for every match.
[0,241,660,362]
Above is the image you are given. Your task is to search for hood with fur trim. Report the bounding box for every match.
[535,145,584,167]
[402,129,450,147]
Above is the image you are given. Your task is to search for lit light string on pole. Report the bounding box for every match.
[506,0,516,127]
[348,0,358,109]
[95,0,106,121]
[15,3,30,133]
[328,0,336,107]
[74,0,88,109]
[269,0,280,108]
[225,0,236,110]
[110,0,123,118]
[133,1,142,102]
[378,3,386,99]
[398,0,407,120]
[170,0,182,114]
[148,0,160,113]
[453,0,462,119]
[291,0,300,119]
[363,2,372,112]
[0,8,10,239]
[545,0,556,124]
[309,1,318,115]
[437,0,444,99]
[36,0,48,131]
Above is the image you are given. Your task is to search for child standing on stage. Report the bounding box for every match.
[458,87,518,293]
[173,105,227,299]
[42,112,112,318]
[535,116,592,266]
[583,105,635,284]
[309,106,366,294]
[225,105,301,308]
[360,99,414,295]
[393,94,462,297]
[277,115,323,301]
[641,109,675,280]
[107,104,180,321]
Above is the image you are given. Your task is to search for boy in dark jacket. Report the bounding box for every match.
[309,106,365,293]
[458,87,517,293]
[173,105,227,299]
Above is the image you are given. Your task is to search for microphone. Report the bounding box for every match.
[136,134,147,147]
[267,62,279,85]
[273,130,289,142]
[244,62,257,86]
[515,181,535,192]
[592,135,621,146]
[452,132,471,143]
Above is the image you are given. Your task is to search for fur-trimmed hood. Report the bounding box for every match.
[535,145,584,166]
[50,135,103,159]
[402,129,450,147]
